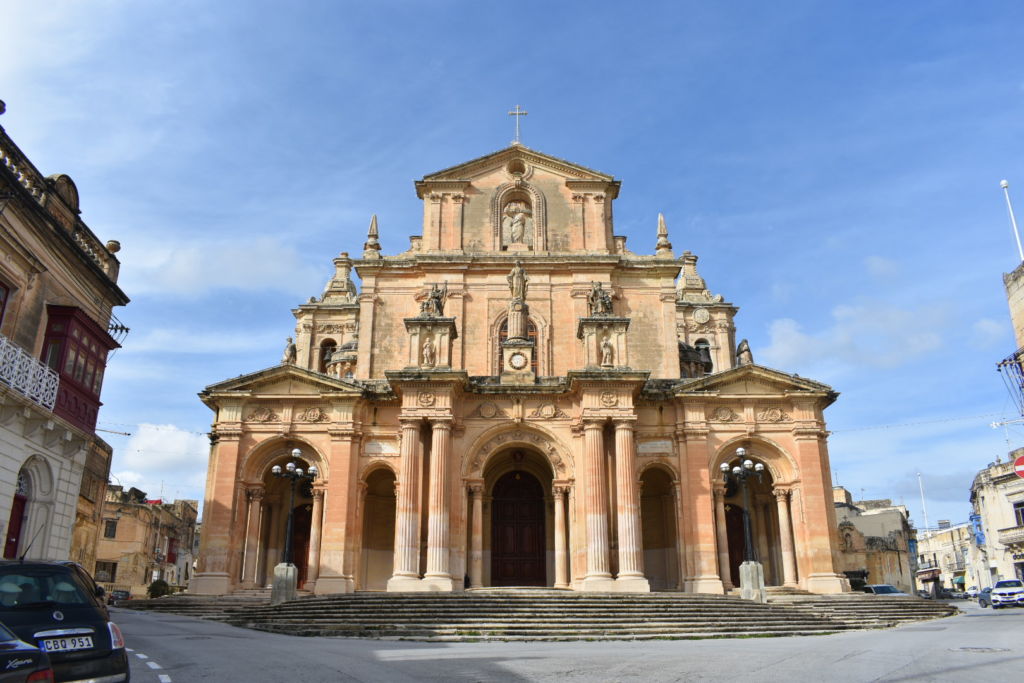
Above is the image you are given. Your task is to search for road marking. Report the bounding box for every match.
[147,661,162,670]
[135,653,148,659]
[159,676,172,683]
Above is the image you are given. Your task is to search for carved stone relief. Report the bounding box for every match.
[296,406,330,423]
[599,391,618,408]
[471,401,509,419]
[756,407,792,423]
[527,402,568,419]
[417,391,436,407]
[708,406,742,422]
[246,407,279,423]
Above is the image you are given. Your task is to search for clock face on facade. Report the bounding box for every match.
[509,352,527,370]
[693,308,710,324]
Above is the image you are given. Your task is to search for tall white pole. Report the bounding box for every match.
[917,472,930,532]
[1001,180,1024,263]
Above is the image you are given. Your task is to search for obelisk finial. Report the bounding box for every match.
[655,212,673,257]
[362,214,381,259]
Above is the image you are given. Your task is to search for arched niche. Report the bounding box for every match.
[491,181,547,251]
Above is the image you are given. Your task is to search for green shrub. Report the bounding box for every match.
[147,579,171,598]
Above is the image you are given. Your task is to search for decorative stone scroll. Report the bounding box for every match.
[471,401,509,419]
[757,407,792,423]
[527,402,567,419]
[708,406,742,423]
[246,407,279,423]
[296,406,330,422]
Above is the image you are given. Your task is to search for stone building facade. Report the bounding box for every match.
[0,104,128,562]
[832,487,916,593]
[915,522,972,595]
[968,452,1024,586]
[191,144,849,596]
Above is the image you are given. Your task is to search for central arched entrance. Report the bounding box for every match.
[491,470,546,586]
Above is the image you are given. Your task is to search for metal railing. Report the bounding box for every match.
[0,333,59,410]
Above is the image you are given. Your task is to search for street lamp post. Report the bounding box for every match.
[720,447,766,602]
[269,448,318,605]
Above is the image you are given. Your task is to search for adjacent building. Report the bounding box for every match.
[0,102,129,562]
[191,144,850,596]
[915,521,972,595]
[968,452,1024,585]
[95,486,198,596]
[832,487,916,593]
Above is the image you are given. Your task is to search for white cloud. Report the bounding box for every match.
[126,327,283,354]
[865,255,899,279]
[111,424,209,504]
[969,318,1008,351]
[760,302,946,373]
[117,236,323,298]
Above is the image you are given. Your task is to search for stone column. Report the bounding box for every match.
[672,481,687,590]
[582,419,613,589]
[241,487,265,588]
[424,419,454,588]
[388,419,422,590]
[304,487,325,589]
[774,488,798,587]
[614,420,648,590]
[713,486,733,590]
[553,485,570,589]
[468,483,484,588]
[190,434,242,595]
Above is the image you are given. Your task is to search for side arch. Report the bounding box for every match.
[463,424,573,480]
[712,435,799,484]
[239,436,328,485]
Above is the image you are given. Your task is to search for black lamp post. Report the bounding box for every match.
[720,447,765,563]
[271,447,318,566]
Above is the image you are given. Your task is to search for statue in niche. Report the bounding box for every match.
[282,337,297,364]
[422,337,436,367]
[600,336,614,367]
[588,282,614,316]
[507,260,529,301]
[736,339,754,366]
[420,282,447,317]
[502,200,534,248]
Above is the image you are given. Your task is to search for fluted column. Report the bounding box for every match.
[614,420,644,579]
[583,419,611,580]
[774,488,798,586]
[241,487,264,587]
[468,483,484,588]
[672,482,687,589]
[553,485,570,589]
[713,486,733,589]
[304,487,325,588]
[391,419,422,581]
[425,419,452,579]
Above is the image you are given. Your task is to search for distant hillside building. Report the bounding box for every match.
[832,487,916,593]
[192,144,850,596]
[0,103,129,562]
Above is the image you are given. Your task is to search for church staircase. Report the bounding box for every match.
[120,590,957,641]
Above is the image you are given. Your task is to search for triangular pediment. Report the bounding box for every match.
[420,144,615,183]
[678,364,836,401]
[201,364,364,401]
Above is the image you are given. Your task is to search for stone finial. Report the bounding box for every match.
[362,215,382,259]
[736,339,754,366]
[676,250,724,303]
[322,251,358,303]
[655,213,673,257]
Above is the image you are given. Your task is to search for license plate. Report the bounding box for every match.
[40,636,93,652]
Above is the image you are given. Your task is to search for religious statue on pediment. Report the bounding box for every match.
[282,337,297,364]
[501,199,534,248]
[588,282,614,316]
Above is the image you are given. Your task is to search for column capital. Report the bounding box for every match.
[399,417,422,429]
[772,487,791,502]
[613,417,638,429]
[468,483,484,496]
[582,417,606,430]
[552,484,571,497]
[430,417,454,430]
[311,486,326,501]
[712,484,726,501]
[246,486,265,502]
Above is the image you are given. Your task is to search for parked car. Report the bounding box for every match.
[861,584,910,596]
[0,621,53,682]
[978,587,993,608]
[0,561,128,683]
[990,579,1024,609]
[966,586,979,598]
[106,591,131,606]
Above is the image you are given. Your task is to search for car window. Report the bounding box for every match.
[994,580,1023,588]
[0,569,90,607]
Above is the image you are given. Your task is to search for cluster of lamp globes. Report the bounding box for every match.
[271,448,319,480]
[720,447,765,478]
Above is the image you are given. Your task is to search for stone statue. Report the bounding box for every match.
[507,261,529,301]
[502,201,532,245]
[588,282,613,316]
[736,339,754,366]
[420,282,447,317]
[600,337,614,367]
[422,337,436,367]
[282,337,297,364]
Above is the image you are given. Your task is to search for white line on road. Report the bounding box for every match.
[134,653,148,660]
[146,661,163,670]
[159,676,172,683]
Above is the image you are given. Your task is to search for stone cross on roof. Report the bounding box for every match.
[508,105,528,145]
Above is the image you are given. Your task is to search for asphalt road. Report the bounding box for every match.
[113,599,1024,682]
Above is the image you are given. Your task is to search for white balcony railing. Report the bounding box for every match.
[0,333,59,410]
[997,525,1024,547]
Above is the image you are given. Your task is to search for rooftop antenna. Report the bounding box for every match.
[1000,180,1024,263]
[917,472,930,531]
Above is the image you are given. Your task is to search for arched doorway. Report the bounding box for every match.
[291,503,312,586]
[3,472,29,559]
[640,467,678,590]
[720,452,784,587]
[491,470,546,586]
[360,468,396,590]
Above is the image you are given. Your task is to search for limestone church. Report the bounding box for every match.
[190,143,849,596]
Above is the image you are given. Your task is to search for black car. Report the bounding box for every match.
[106,591,131,606]
[0,561,128,683]
[979,586,993,608]
[0,621,53,682]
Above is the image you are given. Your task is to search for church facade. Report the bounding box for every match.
[190,145,849,596]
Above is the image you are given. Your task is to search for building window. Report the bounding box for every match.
[319,339,337,373]
[1014,501,1024,528]
[95,561,117,583]
[104,520,117,539]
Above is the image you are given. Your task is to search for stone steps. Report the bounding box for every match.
[122,591,957,641]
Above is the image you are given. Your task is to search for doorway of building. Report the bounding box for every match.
[3,494,26,559]
[491,470,546,586]
[290,504,312,586]
[726,504,746,587]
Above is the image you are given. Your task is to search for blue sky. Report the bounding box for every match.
[3,1,1024,527]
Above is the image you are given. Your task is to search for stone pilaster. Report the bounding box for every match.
[774,488,798,587]
[553,484,570,589]
[304,487,325,589]
[468,483,484,588]
[190,433,241,595]
[241,487,264,588]
[713,485,733,590]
